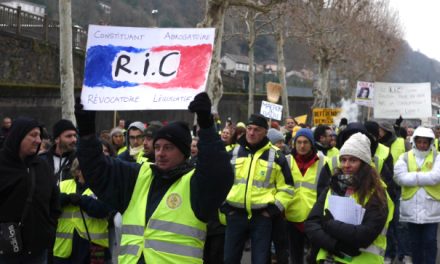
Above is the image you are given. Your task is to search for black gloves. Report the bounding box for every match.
[74,97,96,137]
[395,115,403,127]
[188,92,214,129]
[68,193,82,206]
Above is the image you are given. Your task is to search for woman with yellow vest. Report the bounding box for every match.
[305,133,393,263]
[53,158,112,264]
[394,126,440,264]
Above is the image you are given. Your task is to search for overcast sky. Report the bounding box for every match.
[389,0,440,61]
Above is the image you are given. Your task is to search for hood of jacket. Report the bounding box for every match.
[3,117,42,164]
[336,122,378,157]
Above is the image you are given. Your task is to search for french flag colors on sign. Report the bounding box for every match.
[81,25,215,111]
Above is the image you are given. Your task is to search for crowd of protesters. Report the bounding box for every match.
[2,98,440,264]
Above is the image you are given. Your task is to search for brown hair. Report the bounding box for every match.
[334,162,387,208]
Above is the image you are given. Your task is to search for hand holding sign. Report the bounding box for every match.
[74,97,96,137]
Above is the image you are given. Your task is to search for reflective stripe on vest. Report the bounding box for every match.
[145,240,203,259]
[119,164,206,264]
[286,154,326,222]
[231,146,276,187]
[293,156,324,191]
[54,179,108,258]
[316,189,393,263]
[402,149,440,200]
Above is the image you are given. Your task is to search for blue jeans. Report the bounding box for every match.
[408,223,438,264]
[0,250,47,264]
[385,199,411,259]
[224,210,272,264]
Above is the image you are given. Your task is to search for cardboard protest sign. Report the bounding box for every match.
[81,25,215,110]
[313,108,341,125]
[373,82,432,119]
[355,81,374,107]
[260,101,283,120]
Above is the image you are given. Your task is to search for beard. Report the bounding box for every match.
[59,141,76,153]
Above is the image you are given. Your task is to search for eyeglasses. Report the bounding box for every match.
[129,135,145,141]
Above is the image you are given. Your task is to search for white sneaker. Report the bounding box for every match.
[401,256,412,264]
[384,257,393,264]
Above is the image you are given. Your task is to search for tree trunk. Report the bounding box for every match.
[275,16,289,118]
[312,57,331,108]
[59,0,75,123]
[199,0,229,113]
[247,9,256,117]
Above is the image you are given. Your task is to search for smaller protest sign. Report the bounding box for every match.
[260,101,283,120]
[355,81,374,107]
[313,108,341,125]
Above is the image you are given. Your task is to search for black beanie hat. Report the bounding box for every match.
[153,121,191,158]
[364,121,379,140]
[247,114,268,130]
[53,119,77,139]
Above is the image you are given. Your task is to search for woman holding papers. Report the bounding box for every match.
[305,132,393,263]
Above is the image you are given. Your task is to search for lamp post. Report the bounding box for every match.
[151,9,159,27]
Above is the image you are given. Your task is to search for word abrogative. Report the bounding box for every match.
[87,94,140,104]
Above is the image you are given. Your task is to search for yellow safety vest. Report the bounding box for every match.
[326,147,339,159]
[317,189,394,263]
[118,164,206,264]
[402,149,440,200]
[117,146,127,155]
[226,143,294,219]
[135,150,149,164]
[225,144,236,152]
[390,138,406,165]
[435,139,439,151]
[54,180,109,258]
[286,154,326,222]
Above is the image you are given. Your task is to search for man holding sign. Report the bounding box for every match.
[74,93,233,264]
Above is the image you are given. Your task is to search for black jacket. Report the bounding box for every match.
[39,144,76,184]
[318,123,396,200]
[77,125,234,224]
[305,186,388,257]
[0,117,61,255]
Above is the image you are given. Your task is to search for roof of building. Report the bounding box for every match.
[224,53,250,64]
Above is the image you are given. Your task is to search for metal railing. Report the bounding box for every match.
[0,4,87,50]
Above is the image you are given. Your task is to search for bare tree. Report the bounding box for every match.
[59,0,75,122]
[288,0,369,108]
[199,0,284,113]
[335,0,403,98]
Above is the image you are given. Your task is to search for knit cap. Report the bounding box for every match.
[378,122,394,133]
[247,114,268,130]
[267,128,284,144]
[128,121,145,133]
[110,127,123,137]
[53,119,77,139]
[364,121,379,139]
[294,128,315,146]
[153,121,192,158]
[144,124,163,139]
[339,132,371,164]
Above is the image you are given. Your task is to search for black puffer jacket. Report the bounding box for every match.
[305,185,388,258]
[0,117,61,255]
